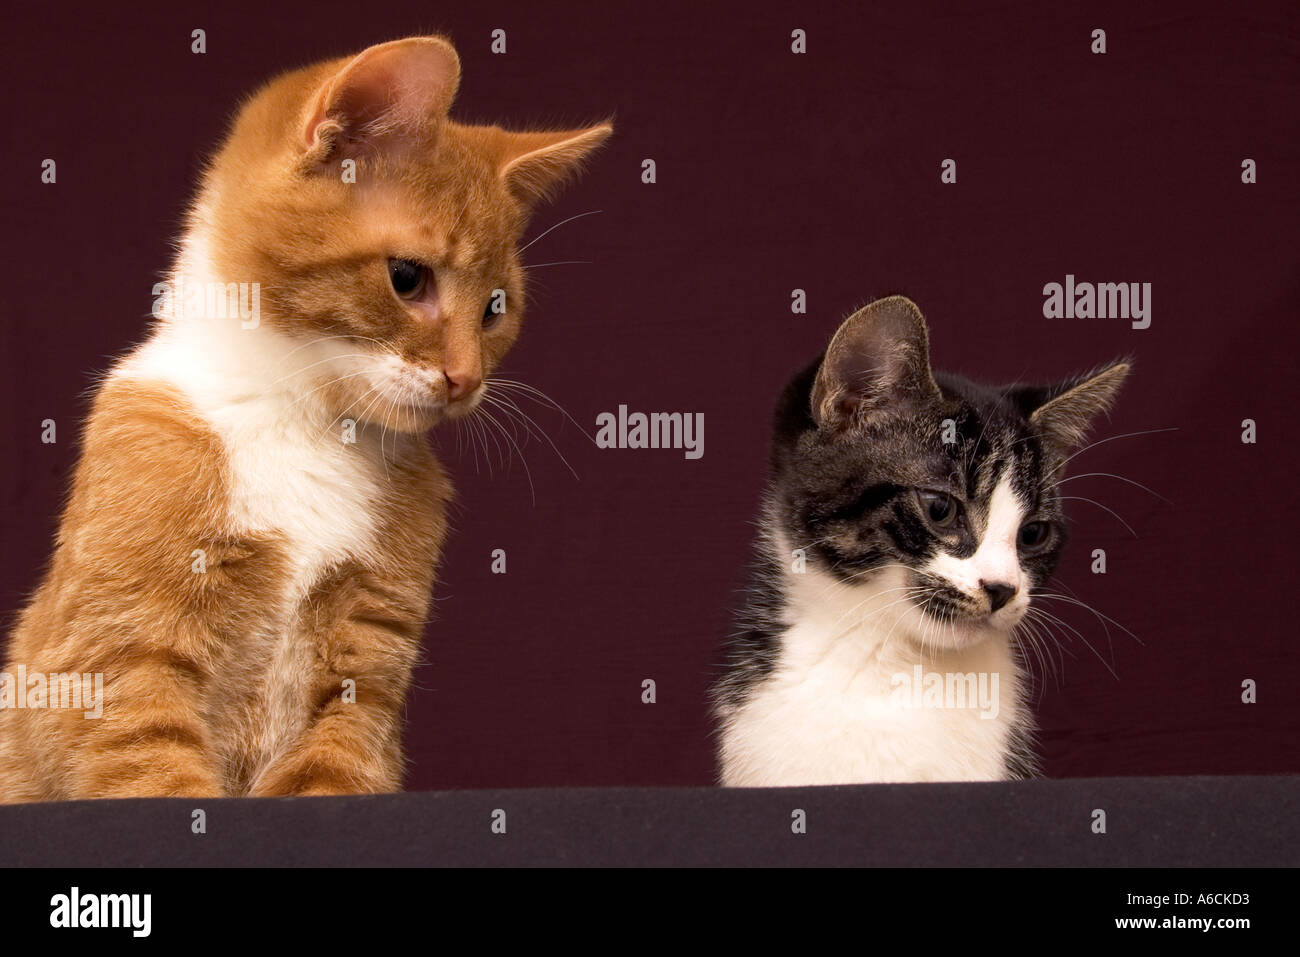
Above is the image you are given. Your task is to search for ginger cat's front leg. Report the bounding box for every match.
[64,649,226,799]
[3,642,227,802]
[1,380,289,803]
[250,564,425,797]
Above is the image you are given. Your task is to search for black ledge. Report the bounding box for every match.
[1,775,1295,868]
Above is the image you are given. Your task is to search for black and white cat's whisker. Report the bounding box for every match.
[1025,604,1118,679]
[1021,602,1100,674]
[1019,612,1064,668]
[1029,600,1102,670]
[810,560,911,601]
[518,209,602,253]
[828,590,923,644]
[1032,616,1068,683]
[1047,471,1171,505]
[1051,427,1179,475]
[824,583,917,632]
[833,592,919,641]
[1055,494,1139,538]
[926,596,954,656]
[815,564,915,605]
[881,588,930,657]
[807,571,865,603]
[818,577,922,637]
[1053,578,1115,660]
[1034,591,1143,646]
[877,589,918,658]
[1013,615,1063,693]
[916,592,942,657]
[1029,612,1071,679]
[1027,607,1097,677]
[1011,618,1049,691]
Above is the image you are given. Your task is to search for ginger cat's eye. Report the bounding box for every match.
[388,258,427,299]
[482,299,503,329]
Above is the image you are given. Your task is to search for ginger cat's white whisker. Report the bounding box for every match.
[518,209,602,253]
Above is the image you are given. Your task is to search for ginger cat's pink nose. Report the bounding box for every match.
[445,368,481,401]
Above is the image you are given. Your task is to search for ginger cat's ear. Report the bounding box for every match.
[302,36,461,168]
[494,124,614,207]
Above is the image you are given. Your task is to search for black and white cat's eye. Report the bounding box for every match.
[388,258,427,299]
[1017,521,1052,552]
[916,490,960,529]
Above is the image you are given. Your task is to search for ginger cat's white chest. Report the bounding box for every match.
[120,316,384,599]
[209,394,381,597]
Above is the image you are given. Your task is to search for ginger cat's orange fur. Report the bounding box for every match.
[0,37,610,801]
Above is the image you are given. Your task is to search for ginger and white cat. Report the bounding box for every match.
[0,36,610,801]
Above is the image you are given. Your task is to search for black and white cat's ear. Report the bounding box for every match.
[1013,360,1131,454]
[301,36,461,168]
[492,124,614,207]
[810,295,941,431]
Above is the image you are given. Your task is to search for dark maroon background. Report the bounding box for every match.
[2,1,1297,788]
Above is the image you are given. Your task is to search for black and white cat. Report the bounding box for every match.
[713,296,1129,785]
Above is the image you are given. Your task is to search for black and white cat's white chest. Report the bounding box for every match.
[715,555,1034,786]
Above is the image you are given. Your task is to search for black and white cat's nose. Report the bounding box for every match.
[981,581,1017,612]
